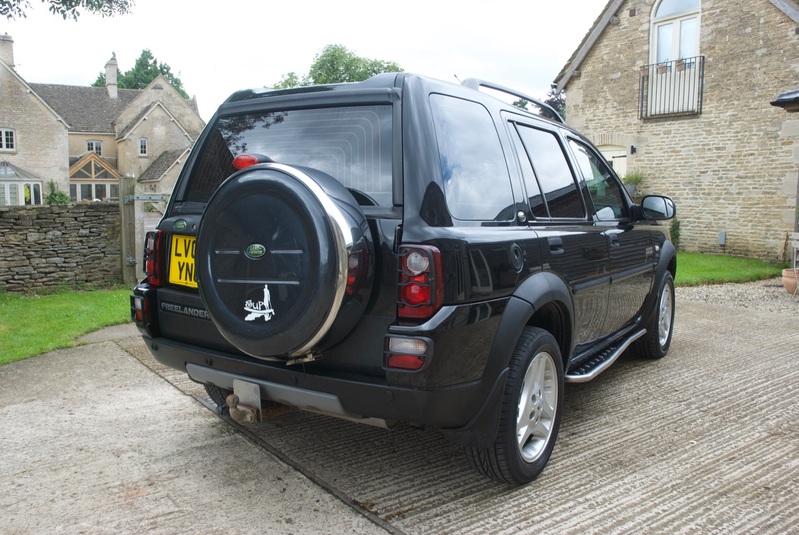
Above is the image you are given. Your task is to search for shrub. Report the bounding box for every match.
[45,181,70,205]
[670,218,681,250]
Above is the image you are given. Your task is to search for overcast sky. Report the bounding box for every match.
[2,0,602,121]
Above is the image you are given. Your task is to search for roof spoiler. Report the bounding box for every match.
[461,78,564,124]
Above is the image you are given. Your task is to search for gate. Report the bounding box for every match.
[120,176,169,286]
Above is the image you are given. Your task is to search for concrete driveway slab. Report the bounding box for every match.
[0,335,385,534]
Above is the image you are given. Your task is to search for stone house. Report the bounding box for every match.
[554,0,799,260]
[0,33,204,208]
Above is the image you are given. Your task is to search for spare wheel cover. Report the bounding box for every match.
[196,164,354,358]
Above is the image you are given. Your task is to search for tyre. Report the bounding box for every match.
[466,327,564,484]
[196,163,372,359]
[634,272,675,359]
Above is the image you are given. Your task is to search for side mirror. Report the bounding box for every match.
[640,195,676,221]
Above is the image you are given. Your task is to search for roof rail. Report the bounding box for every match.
[461,78,564,124]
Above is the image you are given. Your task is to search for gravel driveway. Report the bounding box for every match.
[678,276,798,316]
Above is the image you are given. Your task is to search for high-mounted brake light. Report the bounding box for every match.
[143,230,165,287]
[398,245,443,320]
[232,153,274,170]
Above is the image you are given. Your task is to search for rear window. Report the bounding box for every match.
[182,105,393,206]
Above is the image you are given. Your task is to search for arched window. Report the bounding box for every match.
[652,0,700,64]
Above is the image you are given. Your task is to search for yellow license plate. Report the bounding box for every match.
[169,235,198,288]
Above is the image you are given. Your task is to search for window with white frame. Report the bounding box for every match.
[139,137,148,156]
[0,128,16,151]
[87,140,103,155]
[0,182,43,206]
[652,0,700,64]
[641,0,704,118]
[69,182,120,202]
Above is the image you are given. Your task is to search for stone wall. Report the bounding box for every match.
[0,204,122,292]
[563,0,799,261]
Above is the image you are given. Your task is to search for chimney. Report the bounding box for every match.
[0,34,14,69]
[105,55,118,99]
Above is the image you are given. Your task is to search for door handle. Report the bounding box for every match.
[548,236,564,255]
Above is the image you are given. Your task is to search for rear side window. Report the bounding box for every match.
[183,106,393,206]
[515,125,585,219]
[430,94,514,221]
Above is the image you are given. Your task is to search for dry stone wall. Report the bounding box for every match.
[0,204,121,292]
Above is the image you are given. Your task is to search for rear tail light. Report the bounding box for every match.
[398,245,443,320]
[130,295,148,324]
[144,230,165,287]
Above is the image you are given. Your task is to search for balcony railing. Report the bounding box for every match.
[639,56,705,119]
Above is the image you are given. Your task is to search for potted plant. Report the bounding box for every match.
[623,171,644,197]
[783,211,799,295]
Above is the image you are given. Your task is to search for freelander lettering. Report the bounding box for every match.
[160,302,210,320]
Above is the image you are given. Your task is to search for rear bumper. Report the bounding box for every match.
[139,332,496,431]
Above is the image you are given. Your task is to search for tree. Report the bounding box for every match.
[272,71,310,90]
[2,0,133,20]
[272,44,401,89]
[512,87,566,121]
[92,49,189,98]
[544,88,566,117]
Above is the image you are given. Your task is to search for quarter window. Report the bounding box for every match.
[569,139,627,221]
[515,125,585,219]
[0,128,15,151]
[430,94,514,221]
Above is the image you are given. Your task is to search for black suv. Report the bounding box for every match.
[131,73,676,485]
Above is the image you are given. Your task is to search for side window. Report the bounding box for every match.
[569,139,627,221]
[509,129,546,219]
[515,124,585,219]
[430,94,514,221]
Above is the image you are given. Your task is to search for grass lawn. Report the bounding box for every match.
[0,288,131,366]
[0,251,787,366]
[674,251,785,286]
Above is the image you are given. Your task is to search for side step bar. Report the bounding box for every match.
[565,329,647,383]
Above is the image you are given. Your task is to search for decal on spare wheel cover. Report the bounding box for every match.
[244,284,275,322]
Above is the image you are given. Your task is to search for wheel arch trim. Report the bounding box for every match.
[442,271,575,448]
